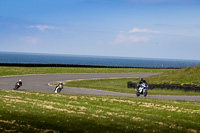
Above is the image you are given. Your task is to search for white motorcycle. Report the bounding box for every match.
[136,83,148,97]
[54,83,63,93]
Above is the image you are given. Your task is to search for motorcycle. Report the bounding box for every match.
[54,83,63,93]
[136,83,148,97]
[13,81,22,90]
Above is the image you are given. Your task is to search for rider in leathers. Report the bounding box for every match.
[138,78,147,88]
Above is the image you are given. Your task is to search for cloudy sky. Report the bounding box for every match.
[0,0,200,60]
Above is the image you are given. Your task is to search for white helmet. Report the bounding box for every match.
[19,79,22,82]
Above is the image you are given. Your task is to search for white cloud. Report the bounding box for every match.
[129,27,159,33]
[128,35,149,42]
[129,28,148,33]
[115,31,127,43]
[114,31,149,44]
[27,25,56,31]
[20,36,39,45]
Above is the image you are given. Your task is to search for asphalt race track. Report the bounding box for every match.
[0,73,200,102]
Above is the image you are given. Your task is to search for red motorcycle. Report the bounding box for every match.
[13,80,22,90]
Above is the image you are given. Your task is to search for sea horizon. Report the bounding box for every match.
[0,51,200,67]
[1,51,200,61]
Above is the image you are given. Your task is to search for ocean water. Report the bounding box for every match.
[0,51,200,67]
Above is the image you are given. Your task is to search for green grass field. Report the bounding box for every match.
[1,90,200,133]
[1,66,200,132]
[146,65,200,85]
[0,66,173,76]
[63,78,200,96]
[62,66,200,96]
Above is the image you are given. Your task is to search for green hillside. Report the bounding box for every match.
[146,65,200,85]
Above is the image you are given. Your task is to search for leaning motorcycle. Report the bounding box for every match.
[13,82,22,90]
[54,84,63,93]
[136,83,148,97]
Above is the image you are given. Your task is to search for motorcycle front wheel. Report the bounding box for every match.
[57,88,61,93]
[136,89,140,97]
[13,86,19,90]
[143,89,147,97]
[54,87,61,93]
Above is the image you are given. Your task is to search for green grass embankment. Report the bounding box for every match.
[146,65,200,85]
[64,78,200,96]
[63,66,200,96]
[1,90,200,133]
[0,66,173,76]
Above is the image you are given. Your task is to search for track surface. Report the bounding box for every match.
[0,73,200,102]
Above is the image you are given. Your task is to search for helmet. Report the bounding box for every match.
[140,78,143,80]
[19,79,22,82]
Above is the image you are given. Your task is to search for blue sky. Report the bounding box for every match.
[0,0,200,60]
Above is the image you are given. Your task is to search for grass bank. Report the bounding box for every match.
[63,66,200,96]
[64,78,200,96]
[1,90,200,133]
[146,65,200,85]
[0,66,173,76]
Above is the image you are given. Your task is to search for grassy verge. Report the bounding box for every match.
[146,65,200,85]
[1,90,200,133]
[61,66,200,96]
[0,66,173,76]
[63,78,200,96]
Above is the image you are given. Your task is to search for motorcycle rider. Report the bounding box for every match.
[136,78,148,97]
[57,82,63,87]
[54,82,63,93]
[137,78,147,88]
[17,79,22,86]
[14,79,22,90]
[139,78,147,84]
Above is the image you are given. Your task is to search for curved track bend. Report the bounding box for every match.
[0,73,199,102]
